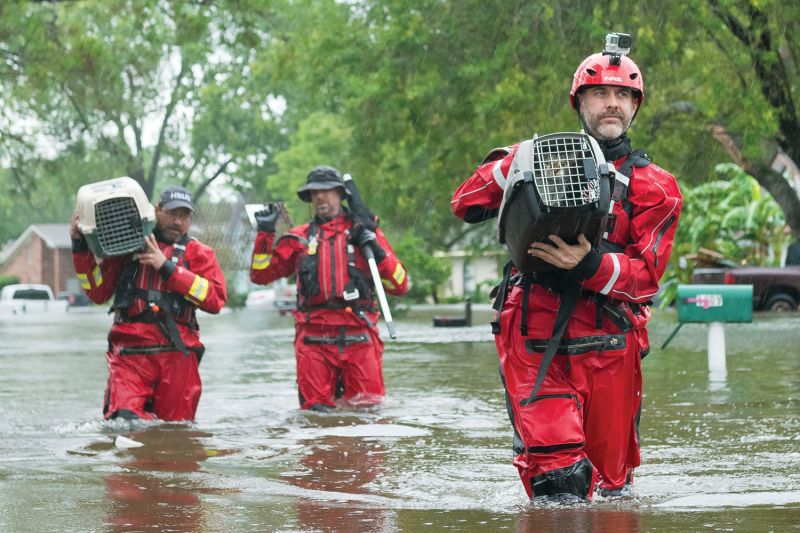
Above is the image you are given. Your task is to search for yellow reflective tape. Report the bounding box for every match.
[189,276,209,302]
[382,278,393,289]
[392,264,406,285]
[92,266,103,288]
[77,273,91,290]
[252,253,271,270]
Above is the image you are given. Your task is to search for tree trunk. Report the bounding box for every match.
[709,124,800,240]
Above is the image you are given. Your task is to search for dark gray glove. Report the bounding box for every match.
[350,223,386,263]
[255,205,280,233]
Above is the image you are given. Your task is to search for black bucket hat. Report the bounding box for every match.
[297,165,347,202]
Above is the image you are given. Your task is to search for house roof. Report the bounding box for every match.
[0,224,72,265]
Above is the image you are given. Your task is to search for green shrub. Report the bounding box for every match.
[0,275,20,290]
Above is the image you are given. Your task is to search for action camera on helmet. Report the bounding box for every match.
[604,32,631,56]
[497,131,614,273]
[603,32,632,66]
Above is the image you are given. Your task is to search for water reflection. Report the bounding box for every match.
[282,417,392,532]
[103,427,231,532]
[515,506,642,532]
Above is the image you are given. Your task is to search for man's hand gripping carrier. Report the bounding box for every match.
[498,131,614,272]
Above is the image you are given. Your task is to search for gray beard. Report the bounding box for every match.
[585,121,626,142]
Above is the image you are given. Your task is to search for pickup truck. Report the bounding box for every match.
[0,283,69,316]
[692,266,800,312]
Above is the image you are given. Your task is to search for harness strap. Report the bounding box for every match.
[114,344,205,358]
[303,326,369,354]
[111,235,196,355]
[520,275,531,336]
[159,298,189,355]
[302,334,369,345]
[594,294,606,329]
[519,279,581,406]
[611,148,648,220]
[491,261,514,335]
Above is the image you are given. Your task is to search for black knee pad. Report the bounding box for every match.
[530,457,593,500]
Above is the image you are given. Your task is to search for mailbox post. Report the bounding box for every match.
[663,284,753,376]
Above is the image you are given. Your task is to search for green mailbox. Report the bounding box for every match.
[664,284,754,377]
[677,284,753,323]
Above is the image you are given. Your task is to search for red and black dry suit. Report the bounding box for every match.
[451,138,682,499]
[72,230,227,421]
[249,213,408,409]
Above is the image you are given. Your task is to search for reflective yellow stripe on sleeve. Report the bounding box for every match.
[252,253,272,270]
[392,264,406,285]
[77,272,91,290]
[188,275,209,303]
[92,265,103,288]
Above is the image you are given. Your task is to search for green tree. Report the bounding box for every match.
[611,0,800,239]
[0,0,284,242]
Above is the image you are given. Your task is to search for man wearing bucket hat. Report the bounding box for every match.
[249,165,408,411]
[451,35,682,502]
[71,185,227,421]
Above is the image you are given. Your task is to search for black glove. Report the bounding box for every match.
[347,197,378,230]
[254,205,280,233]
[350,223,386,263]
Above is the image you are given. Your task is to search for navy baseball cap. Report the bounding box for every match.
[159,186,194,212]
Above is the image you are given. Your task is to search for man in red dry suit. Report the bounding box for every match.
[451,41,682,501]
[250,166,408,411]
[71,186,227,421]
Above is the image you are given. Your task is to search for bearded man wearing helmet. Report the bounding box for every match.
[451,35,682,502]
[249,166,409,411]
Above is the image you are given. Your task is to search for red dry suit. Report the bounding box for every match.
[451,141,682,499]
[249,213,408,409]
[72,232,227,421]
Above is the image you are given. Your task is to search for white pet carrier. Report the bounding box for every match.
[76,177,156,258]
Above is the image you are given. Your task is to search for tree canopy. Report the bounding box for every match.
[1,0,799,264]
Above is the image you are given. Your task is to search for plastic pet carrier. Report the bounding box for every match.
[76,177,156,258]
[497,131,613,273]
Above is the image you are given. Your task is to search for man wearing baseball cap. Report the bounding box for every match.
[71,183,227,421]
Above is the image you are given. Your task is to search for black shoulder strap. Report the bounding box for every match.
[306,221,320,239]
[170,234,191,266]
[611,148,650,219]
[617,148,650,178]
[111,259,139,311]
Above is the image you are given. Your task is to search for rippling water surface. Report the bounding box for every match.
[0,306,798,532]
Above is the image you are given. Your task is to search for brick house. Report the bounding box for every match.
[0,224,74,294]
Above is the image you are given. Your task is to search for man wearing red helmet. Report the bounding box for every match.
[451,42,682,502]
[249,166,408,411]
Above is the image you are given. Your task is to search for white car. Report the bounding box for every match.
[0,283,69,316]
[244,284,297,313]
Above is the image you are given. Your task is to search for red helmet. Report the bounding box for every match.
[569,53,644,110]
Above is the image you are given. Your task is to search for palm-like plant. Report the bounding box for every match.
[659,163,790,307]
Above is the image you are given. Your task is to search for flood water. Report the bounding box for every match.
[1,305,798,532]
